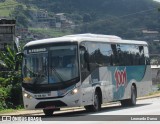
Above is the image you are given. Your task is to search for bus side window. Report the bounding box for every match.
[80,44,90,82]
[118,44,130,66]
[111,44,119,66]
[80,48,87,69]
[130,45,140,65]
[88,43,99,71]
[144,46,150,65]
[99,43,112,66]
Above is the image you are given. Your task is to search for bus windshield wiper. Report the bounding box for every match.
[51,67,64,82]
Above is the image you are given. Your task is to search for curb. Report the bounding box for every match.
[137,93,160,100]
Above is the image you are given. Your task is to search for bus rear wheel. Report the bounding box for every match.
[121,85,137,106]
[43,109,54,116]
[128,85,137,106]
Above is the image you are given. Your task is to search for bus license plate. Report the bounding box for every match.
[34,93,50,98]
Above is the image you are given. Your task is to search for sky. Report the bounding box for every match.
[153,0,160,2]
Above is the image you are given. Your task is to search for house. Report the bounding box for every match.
[0,19,16,51]
[142,30,159,42]
[29,9,55,28]
[55,13,75,29]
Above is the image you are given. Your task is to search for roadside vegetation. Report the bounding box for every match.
[29,28,72,38]
[149,90,160,96]
[0,46,23,110]
[0,0,19,17]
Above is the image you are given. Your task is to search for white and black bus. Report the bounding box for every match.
[21,34,152,115]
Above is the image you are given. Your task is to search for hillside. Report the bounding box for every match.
[16,0,160,37]
[0,0,18,17]
[25,0,157,15]
[1,0,160,36]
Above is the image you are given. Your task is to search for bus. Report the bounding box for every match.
[21,33,152,116]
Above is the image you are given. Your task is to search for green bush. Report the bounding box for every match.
[0,75,23,109]
[0,87,11,110]
[0,46,23,110]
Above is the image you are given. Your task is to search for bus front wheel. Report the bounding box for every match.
[85,91,101,112]
[43,109,54,116]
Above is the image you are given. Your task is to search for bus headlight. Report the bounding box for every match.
[23,92,32,99]
[73,88,78,94]
[70,88,79,95]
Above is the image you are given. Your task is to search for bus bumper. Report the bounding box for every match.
[22,88,82,110]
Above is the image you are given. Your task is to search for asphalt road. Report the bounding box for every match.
[42,97,160,121]
[1,97,160,124]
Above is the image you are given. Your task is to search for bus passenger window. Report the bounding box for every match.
[139,46,145,65]
[111,44,119,66]
[144,46,150,65]
[99,43,112,66]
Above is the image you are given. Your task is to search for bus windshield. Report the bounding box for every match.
[23,45,79,85]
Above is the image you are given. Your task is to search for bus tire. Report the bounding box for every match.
[128,85,137,106]
[84,105,92,111]
[120,99,128,107]
[85,91,101,112]
[43,109,54,116]
[121,85,137,107]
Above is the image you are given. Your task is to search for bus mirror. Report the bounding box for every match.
[15,52,24,71]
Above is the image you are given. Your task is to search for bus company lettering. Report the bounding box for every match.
[114,67,127,90]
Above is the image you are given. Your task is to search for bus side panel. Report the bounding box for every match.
[81,75,94,106]
[136,65,152,97]
[81,68,110,106]
[99,65,152,103]
[108,65,152,101]
[81,65,152,106]
[99,67,114,103]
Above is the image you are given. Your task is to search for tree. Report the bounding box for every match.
[0,46,23,109]
[83,13,92,23]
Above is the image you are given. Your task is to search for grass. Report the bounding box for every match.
[29,28,73,38]
[0,0,19,17]
[0,109,17,114]
[0,104,24,114]
[148,90,160,96]
[0,108,24,114]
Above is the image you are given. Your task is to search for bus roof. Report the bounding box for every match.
[25,33,148,47]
